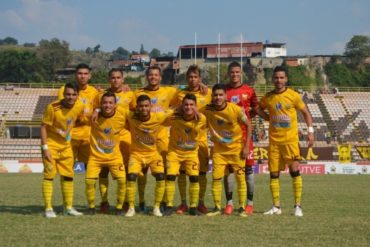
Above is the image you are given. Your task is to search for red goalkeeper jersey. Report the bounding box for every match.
[226,84,258,119]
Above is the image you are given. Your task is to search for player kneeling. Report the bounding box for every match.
[41,83,85,218]
[85,92,128,215]
[164,94,207,216]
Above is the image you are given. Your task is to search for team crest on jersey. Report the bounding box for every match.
[242,94,248,100]
[216,119,224,125]
[116,96,121,103]
[151,98,158,104]
[285,104,292,109]
[231,96,239,103]
[81,97,87,104]
[184,128,192,134]
[275,102,282,111]
[103,127,112,135]
[66,117,73,126]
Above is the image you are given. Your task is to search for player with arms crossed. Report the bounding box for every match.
[259,66,314,217]
[164,94,207,216]
[41,82,85,218]
[223,61,259,215]
[170,65,211,214]
[85,92,128,215]
[125,95,172,217]
[201,84,252,217]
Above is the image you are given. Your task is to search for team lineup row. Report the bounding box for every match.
[40,62,314,218]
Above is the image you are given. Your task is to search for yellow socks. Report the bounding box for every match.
[42,179,53,210]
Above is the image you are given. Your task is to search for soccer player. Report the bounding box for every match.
[223,61,259,215]
[170,65,211,214]
[85,92,128,215]
[58,63,98,167]
[164,93,207,216]
[259,66,314,217]
[125,95,172,217]
[41,82,85,218]
[92,69,134,213]
[201,84,252,217]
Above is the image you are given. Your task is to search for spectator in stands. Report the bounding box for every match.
[258,66,314,217]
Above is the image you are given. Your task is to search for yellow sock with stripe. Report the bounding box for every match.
[61,176,74,209]
[198,173,207,202]
[85,178,97,208]
[212,179,222,209]
[42,179,53,210]
[126,181,136,208]
[270,178,280,207]
[165,180,176,207]
[116,177,126,209]
[154,180,165,208]
[99,177,109,203]
[189,181,200,208]
[177,173,187,203]
[137,174,147,203]
[235,173,246,208]
[292,174,303,206]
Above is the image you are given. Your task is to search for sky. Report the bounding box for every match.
[0,0,369,56]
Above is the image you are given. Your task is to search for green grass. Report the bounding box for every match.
[0,174,369,246]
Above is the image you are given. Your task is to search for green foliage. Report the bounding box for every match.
[125,75,143,85]
[149,48,161,58]
[90,69,109,84]
[0,36,18,45]
[111,47,130,60]
[325,62,370,87]
[205,64,229,84]
[140,44,148,54]
[286,66,316,87]
[0,49,46,83]
[263,68,273,84]
[344,35,370,67]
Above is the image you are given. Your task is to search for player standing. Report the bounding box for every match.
[85,92,128,215]
[259,66,314,217]
[41,83,84,217]
[201,84,252,217]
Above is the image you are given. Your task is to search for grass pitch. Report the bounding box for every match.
[0,174,369,246]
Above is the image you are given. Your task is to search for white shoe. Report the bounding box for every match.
[294,206,303,217]
[153,207,163,217]
[64,207,83,216]
[44,209,57,218]
[125,207,136,217]
[263,206,282,215]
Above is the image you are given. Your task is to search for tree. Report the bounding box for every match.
[149,48,161,58]
[23,43,36,48]
[111,46,130,60]
[85,47,93,55]
[36,38,71,80]
[93,44,101,53]
[344,35,370,68]
[0,36,18,45]
[140,44,147,54]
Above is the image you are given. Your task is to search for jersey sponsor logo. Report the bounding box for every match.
[176,140,197,150]
[97,138,115,148]
[220,130,233,143]
[134,134,155,145]
[95,144,114,154]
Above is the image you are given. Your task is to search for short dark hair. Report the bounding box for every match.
[75,63,91,71]
[273,66,288,76]
[228,61,241,72]
[137,94,151,104]
[64,82,79,93]
[182,93,197,104]
[108,68,123,77]
[186,65,201,77]
[101,91,117,103]
[212,83,226,93]
[145,65,162,76]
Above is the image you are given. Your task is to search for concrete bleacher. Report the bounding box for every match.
[0,138,41,161]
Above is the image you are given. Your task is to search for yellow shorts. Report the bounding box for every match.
[198,142,209,173]
[128,152,164,175]
[71,139,90,165]
[166,151,199,176]
[268,143,302,172]
[212,153,245,180]
[43,146,74,179]
[86,159,125,179]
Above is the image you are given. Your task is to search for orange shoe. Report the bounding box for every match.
[176,204,188,214]
[197,203,208,214]
[246,205,254,215]
[223,204,234,215]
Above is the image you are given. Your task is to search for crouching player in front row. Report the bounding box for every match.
[164,94,207,216]
[41,82,85,218]
[201,84,252,217]
[85,92,128,215]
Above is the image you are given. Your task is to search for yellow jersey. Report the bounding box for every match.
[89,109,128,162]
[201,103,247,154]
[167,112,207,156]
[131,86,177,112]
[170,87,212,109]
[58,85,99,140]
[94,89,134,142]
[127,111,172,154]
[259,88,305,144]
[42,100,84,149]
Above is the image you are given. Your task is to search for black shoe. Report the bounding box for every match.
[206,207,221,216]
[163,206,174,216]
[115,208,124,216]
[189,207,202,216]
[160,201,167,213]
[87,207,96,215]
[139,202,149,214]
